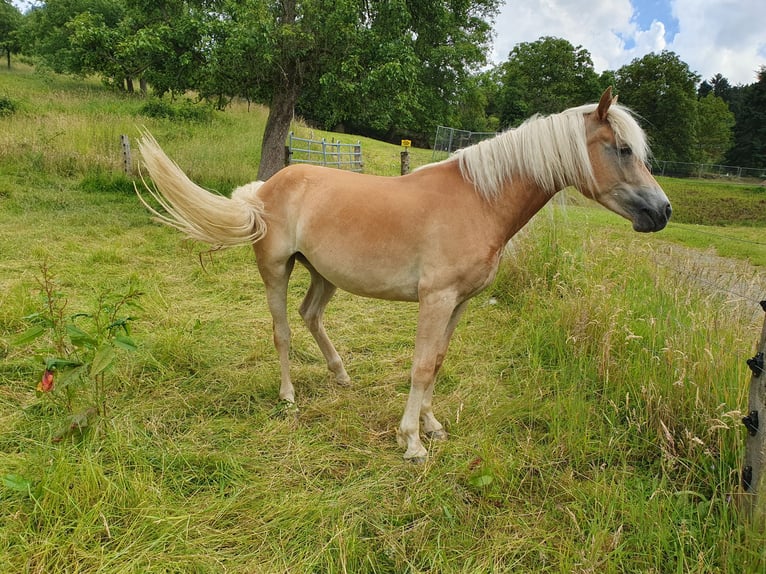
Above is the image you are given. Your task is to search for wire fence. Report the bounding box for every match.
[431,126,766,182]
[652,160,766,181]
[431,126,496,160]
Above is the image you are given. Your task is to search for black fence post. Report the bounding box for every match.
[742,300,766,522]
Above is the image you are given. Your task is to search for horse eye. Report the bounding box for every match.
[618,146,633,157]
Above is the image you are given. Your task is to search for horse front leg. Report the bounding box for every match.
[419,300,469,441]
[398,296,459,462]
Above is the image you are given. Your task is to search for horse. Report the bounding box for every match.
[136,88,671,462]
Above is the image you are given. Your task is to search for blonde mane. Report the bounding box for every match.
[452,103,649,201]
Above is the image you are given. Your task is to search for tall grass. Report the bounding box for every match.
[2,65,766,572]
[0,64,432,193]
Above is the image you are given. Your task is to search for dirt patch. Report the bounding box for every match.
[652,242,766,322]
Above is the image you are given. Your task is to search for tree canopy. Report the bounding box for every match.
[10,1,765,172]
[726,67,766,168]
[496,36,603,127]
[614,51,700,164]
[1,0,24,68]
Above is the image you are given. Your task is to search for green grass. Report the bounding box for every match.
[659,176,766,227]
[2,65,766,572]
[561,198,766,267]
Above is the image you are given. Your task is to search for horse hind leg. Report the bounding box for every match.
[258,256,297,403]
[298,261,351,386]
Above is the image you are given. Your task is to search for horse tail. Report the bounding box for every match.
[136,133,267,247]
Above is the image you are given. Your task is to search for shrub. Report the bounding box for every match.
[139,98,214,123]
[79,169,136,195]
[11,263,141,441]
[0,95,17,116]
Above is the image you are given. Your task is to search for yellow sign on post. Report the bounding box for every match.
[401,139,411,148]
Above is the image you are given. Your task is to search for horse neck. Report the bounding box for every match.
[490,175,558,244]
[421,159,558,247]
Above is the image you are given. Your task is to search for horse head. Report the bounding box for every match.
[582,88,672,232]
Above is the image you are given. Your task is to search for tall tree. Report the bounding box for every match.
[21,0,126,78]
[726,66,766,168]
[21,0,205,94]
[0,0,22,69]
[496,36,602,127]
[241,0,500,178]
[695,93,734,164]
[615,51,700,163]
[699,73,734,102]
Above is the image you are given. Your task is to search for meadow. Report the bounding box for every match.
[2,64,766,572]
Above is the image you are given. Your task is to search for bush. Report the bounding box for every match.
[10,263,141,440]
[79,170,136,195]
[0,95,17,116]
[139,98,213,123]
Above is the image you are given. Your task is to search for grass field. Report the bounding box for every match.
[2,65,766,572]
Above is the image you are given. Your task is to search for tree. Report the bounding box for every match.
[0,0,22,69]
[206,0,500,179]
[200,0,358,179]
[726,66,766,168]
[21,0,126,78]
[21,0,205,94]
[496,37,602,127]
[296,0,500,140]
[695,93,734,164]
[122,0,208,97]
[698,73,734,101]
[615,51,700,163]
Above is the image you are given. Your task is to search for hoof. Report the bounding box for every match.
[406,455,428,465]
[426,429,448,442]
[402,444,429,463]
[272,399,299,420]
[335,375,352,388]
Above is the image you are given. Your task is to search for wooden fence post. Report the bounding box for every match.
[354,142,362,172]
[742,300,766,521]
[120,135,132,175]
[400,139,411,175]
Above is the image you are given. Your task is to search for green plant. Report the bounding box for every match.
[139,98,214,123]
[0,95,16,116]
[79,169,136,194]
[12,263,141,440]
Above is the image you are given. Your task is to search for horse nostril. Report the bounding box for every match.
[664,203,672,221]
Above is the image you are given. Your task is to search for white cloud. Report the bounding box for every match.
[669,0,765,84]
[630,20,668,55]
[492,0,637,72]
[492,0,765,85]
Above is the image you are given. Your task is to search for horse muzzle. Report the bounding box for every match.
[605,185,672,233]
[632,200,672,232]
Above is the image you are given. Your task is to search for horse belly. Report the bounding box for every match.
[304,249,421,302]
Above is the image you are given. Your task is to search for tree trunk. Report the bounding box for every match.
[5,49,10,70]
[125,77,134,93]
[257,83,299,181]
[257,0,301,181]
[139,77,148,96]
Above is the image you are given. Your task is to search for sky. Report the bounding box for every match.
[9,0,765,86]
[492,0,766,85]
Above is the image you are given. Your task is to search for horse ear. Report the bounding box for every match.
[596,87,613,121]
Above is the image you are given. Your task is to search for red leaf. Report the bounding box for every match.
[37,370,54,392]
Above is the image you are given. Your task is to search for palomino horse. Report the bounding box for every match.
[137,88,671,462]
